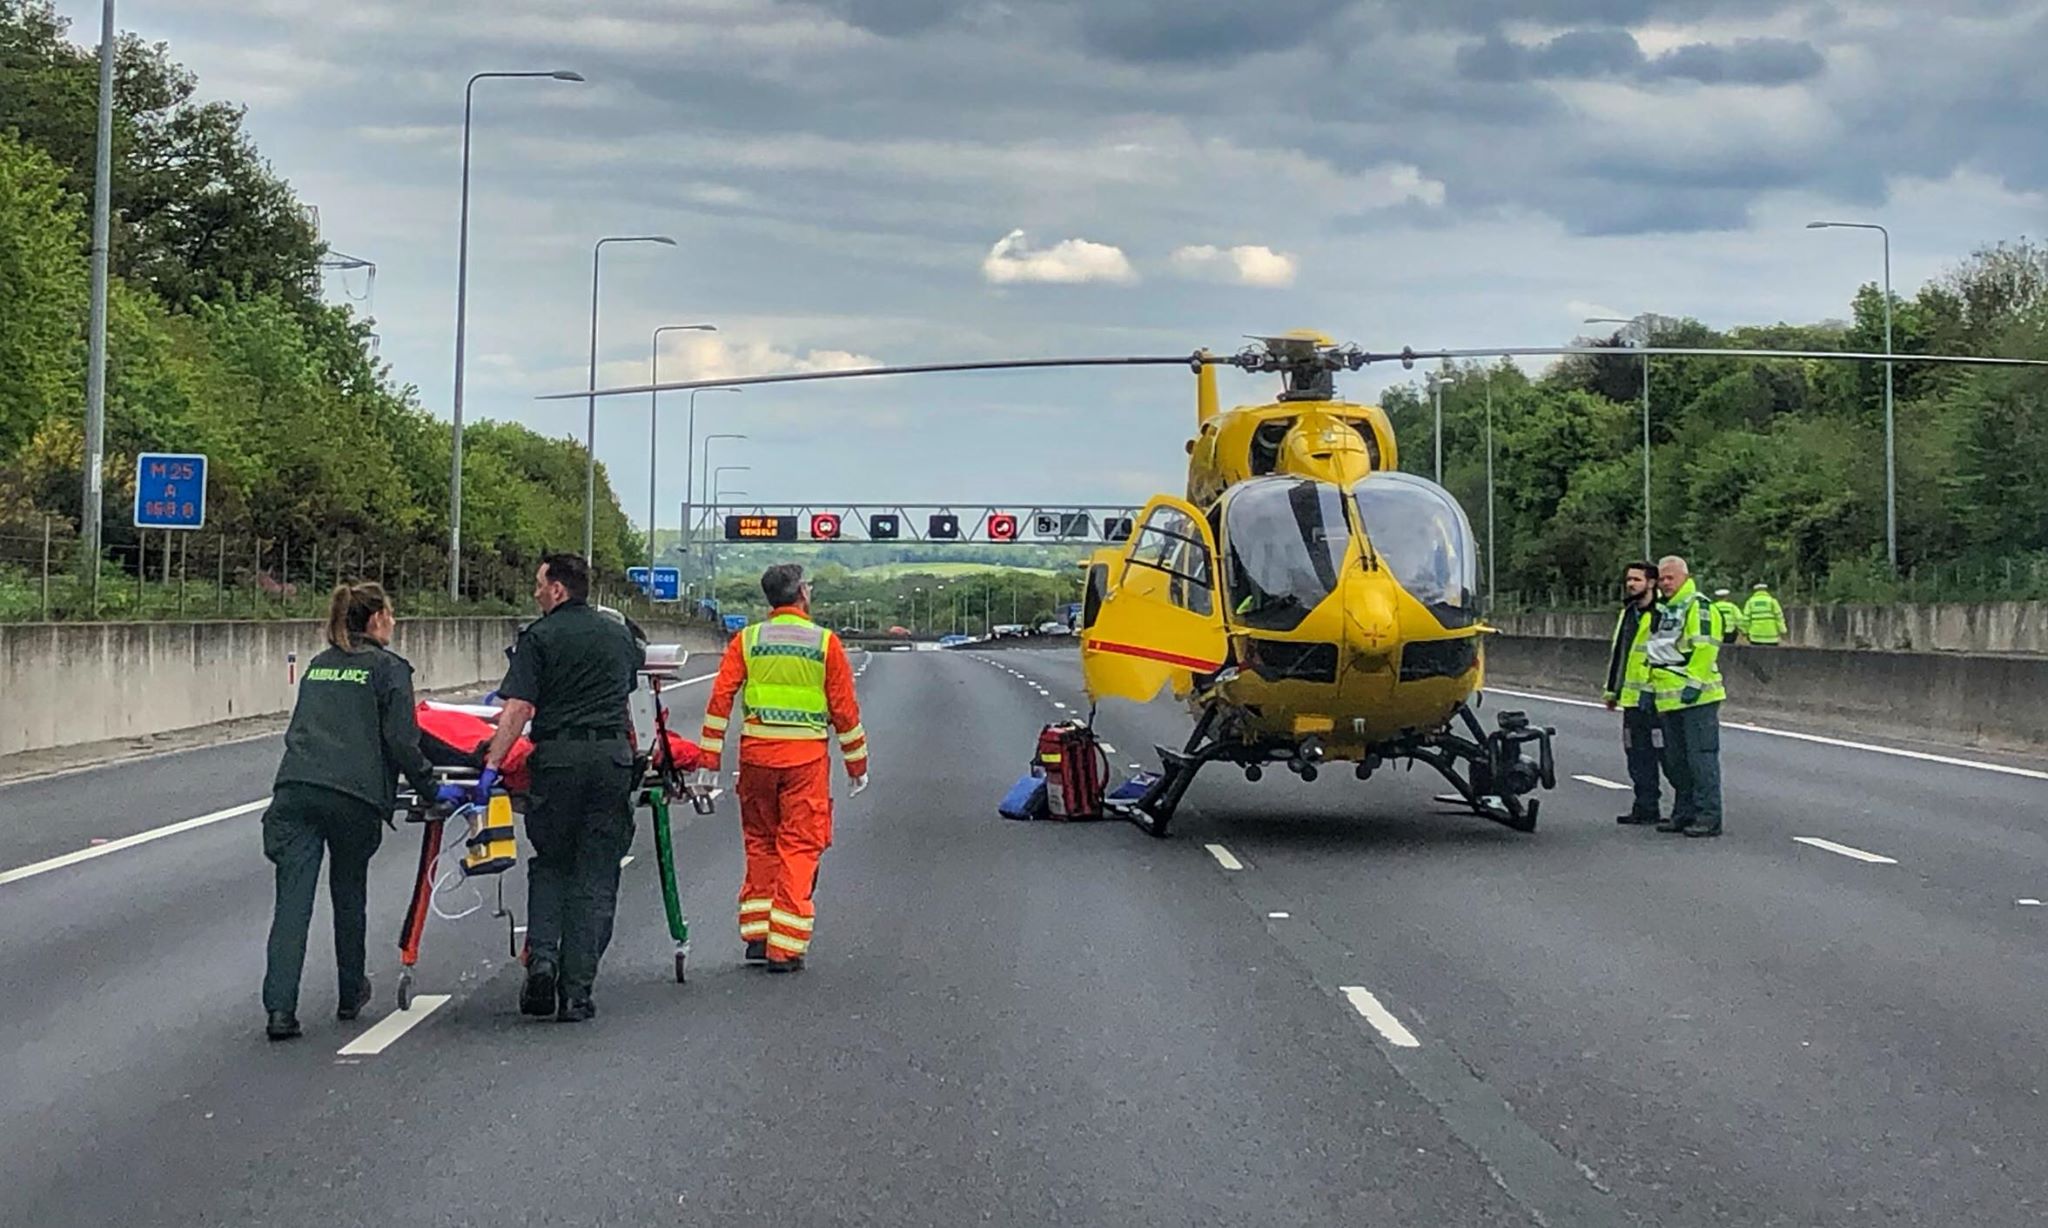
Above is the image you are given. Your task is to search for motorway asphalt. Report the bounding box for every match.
[2,645,2045,1226]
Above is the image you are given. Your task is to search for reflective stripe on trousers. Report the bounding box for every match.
[736,757,833,962]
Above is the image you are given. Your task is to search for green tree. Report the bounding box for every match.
[0,130,85,463]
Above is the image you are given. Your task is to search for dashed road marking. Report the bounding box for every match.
[1053,702,1067,710]
[1340,986,1421,1048]
[1267,911,1291,919]
[1100,742,1117,755]
[1793,836,1898,865]
[0,798,269,886]
[2016,898,2044,907]
[337,995,451,1056]
[1572,774,1629,791]
[1488,686,2048,781]
[1205,843,1245,871]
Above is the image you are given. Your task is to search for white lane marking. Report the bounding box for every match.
[1101,743,1117,755]
[0,798,269,886]
[1267,911,1291,919]
[1793,836,1898,865]
[1572,774,1630,791]
[336,995,451,1056]
[1053,702,1068,710]
[1205,843,1245,871]
[1340,986,1421,1048]
[2016,898,2044,907]
[619,855,635,868]
[1487,687,2048,782]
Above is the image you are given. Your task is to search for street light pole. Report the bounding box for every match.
[1485,365,1496,603]
[584,234,675,560]
[1432,373,1444,484]
[79,0,115,598]
[1807,220,1896,572]
[647,324,718,579]
[1587,315,1655,558]
[700,434,747,565]
[683,386,742,573]
[448,68,583,600]
[708,467,748,600]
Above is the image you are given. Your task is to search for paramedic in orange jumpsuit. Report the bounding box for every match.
[694,564,868,972]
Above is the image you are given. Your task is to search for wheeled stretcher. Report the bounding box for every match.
[388,645,708,1008]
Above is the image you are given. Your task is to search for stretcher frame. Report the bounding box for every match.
[389,665,698,1007]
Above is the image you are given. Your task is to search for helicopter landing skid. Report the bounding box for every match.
[1405,704,1557,833]
[1112,703,1556,838]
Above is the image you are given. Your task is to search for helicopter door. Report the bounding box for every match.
[1081,496,1228,705]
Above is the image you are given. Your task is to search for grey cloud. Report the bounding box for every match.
[1457,27,1645,80]
[1074,0,1357,64]
[799,0,964,37]
[1643,38,1826,85]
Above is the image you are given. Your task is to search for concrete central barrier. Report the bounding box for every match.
[1483,632,2048,751]
[0,616,729,759]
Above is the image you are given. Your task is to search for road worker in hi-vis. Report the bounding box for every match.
[695,563,869,972]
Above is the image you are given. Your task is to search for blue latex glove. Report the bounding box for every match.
[1680,685,1701,705]
[474,767,502,804]
[434,782,469,808]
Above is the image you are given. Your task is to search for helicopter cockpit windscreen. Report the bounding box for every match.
[1352,472,1480,627]
[1223,478,1352,632]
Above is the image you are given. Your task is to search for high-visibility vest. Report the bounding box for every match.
[1712,600,1744,644]
[1604,604,1655,708]
[740,614,832,741]
[1645,580,1725,713]
[1743,591,1785,644]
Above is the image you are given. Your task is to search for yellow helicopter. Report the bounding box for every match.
[549,330,2048,838]
[1075,331,1545,835]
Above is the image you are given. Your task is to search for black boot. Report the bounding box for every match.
[520,958,559,1017]
[337,974,372,1022]
[1656,819,1693,833]
[744,940,767,963]
[556,999,596,1023]
[266,1011,302,1041]
[765,957,805,974]
[1616,811,1660,825]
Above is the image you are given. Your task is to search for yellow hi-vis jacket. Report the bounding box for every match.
[1645,579,1725,713]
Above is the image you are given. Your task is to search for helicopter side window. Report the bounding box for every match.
[1248,418,1294,476]
[1352,472,1480,627]
[1222,478,1350,633]
[1345,418,1383,471]
[1127,506,1214,618]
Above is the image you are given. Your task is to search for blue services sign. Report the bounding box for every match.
[627,567,682,601]
[133,453,207,530]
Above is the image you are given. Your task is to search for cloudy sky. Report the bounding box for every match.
[52,0,2048,529]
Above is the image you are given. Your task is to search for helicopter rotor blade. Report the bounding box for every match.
[536,353,1213,401]
[1371,345,2048,370]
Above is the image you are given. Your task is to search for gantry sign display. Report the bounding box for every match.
[704,504,1143,545]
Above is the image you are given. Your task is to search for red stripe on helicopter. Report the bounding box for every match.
[1087,639,1225,673]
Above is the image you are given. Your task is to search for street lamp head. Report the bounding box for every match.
[1805,221,1833,229]
[552,70,586,81]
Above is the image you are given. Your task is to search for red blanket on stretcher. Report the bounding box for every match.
[413,703,703,794]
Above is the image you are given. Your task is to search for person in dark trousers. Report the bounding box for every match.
[262,582,463,1041]
[481,553,645,1023]
[1601,560,1665,825]
[1647,556,1727,837]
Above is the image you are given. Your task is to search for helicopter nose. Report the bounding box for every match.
[1344,570,1400,663]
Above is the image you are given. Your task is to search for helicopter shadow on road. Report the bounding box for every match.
[1153,790,1538,857]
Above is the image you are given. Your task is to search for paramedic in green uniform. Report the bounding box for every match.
[262,582,460,1041]
[482,553,645,1023]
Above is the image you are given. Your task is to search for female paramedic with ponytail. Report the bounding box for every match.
[259,582,465,1041]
